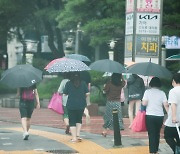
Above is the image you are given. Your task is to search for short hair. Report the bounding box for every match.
[149,77,161,88]
[173,73,180,84]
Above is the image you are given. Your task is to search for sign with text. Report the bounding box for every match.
[137,0,160,13]
[125,13,134,35]
[136,35,159,56]
[163,36,180,49]
[136,13,160,35]
[126,0,134,13]
[125,35,133,56]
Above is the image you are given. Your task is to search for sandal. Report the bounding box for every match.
[70,139,77,143]
[101,132,107,137]
[77,136,82,142]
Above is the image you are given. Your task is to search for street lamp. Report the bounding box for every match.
[75,22,82,54]
[20,39,39,64]
[108,39,117,60]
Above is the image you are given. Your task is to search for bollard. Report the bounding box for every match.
[113,108,122,147]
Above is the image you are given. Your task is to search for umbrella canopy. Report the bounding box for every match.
[44,57,67,70]
[165,54,180,61]
[0,64,43,88]
[65,54,91,62]
[45,58,90,73]
[89,59,126,74]
[127,62,172,78]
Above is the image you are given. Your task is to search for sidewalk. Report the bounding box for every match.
[0,108,173,154]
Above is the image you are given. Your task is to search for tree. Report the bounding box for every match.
[57,0,125,47]
[0,0,66,59]
[163,0,180,35]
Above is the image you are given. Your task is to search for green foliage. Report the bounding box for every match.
[163,0,180,35]
[33,57,49,75]
[37,76,62,99]
[57,0,125,47]
[90,92,106,106]
[89,70,109,86]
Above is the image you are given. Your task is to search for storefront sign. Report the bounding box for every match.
[136,13,160,35]
[137,0,160,13]
[136,35,159,56]
[125,13,134,35]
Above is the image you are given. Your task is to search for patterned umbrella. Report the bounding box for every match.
[44,57,67,70]
[45,58,90,73]
[0,64,43,88]
[66,54,91,62]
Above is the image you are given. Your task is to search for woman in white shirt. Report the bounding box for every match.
[142,77,169,154]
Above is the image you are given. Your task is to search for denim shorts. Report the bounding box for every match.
[19,100,35,118]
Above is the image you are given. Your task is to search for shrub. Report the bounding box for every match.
[37,76,62,99]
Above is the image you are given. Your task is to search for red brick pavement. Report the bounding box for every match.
[0,108,165,139]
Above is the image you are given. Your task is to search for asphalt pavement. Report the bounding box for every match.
[0,107,174,154]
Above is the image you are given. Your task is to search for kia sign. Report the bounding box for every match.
[136,13,160,35]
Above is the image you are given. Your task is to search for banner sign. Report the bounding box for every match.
[125,13,134,35]
[136,35,159,56]
[126,0,134,13]
[125,35,133,56]
[136,13,160,35]
[163,36,180,49]
[137,0,160,13]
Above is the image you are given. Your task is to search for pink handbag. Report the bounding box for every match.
[48,93,64,114]
[131,110,147,132]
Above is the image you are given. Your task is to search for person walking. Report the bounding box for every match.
[142,77,169,154]
[102,73,125,137]
[58,72,71,134]
[127,74,145,128]
[18,84,40,140]
[80,71,91,124]
[164,73,180,154]
[63,72,89,143]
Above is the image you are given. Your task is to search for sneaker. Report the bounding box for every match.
[23,132,29,140]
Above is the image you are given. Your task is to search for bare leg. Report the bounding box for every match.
[135,100,141,115]
[84,108,90,124]
[64,118,69,126]
[70,126,77,141]
[21,118,28,133]
[102,128,108,137]
[76,123,82,137]
[26,118,31,132]
[128,100,135,128]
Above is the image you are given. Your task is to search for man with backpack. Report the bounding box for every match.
[17,84,40,140]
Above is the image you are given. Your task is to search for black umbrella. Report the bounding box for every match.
[0,64,43,88]
[89,59,125,74]
[127,62,172,79]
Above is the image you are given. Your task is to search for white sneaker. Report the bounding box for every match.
[23,132,29,140]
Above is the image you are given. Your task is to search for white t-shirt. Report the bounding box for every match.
[142,88,167,116]
[164,86,180,127]
[58,79,69,106]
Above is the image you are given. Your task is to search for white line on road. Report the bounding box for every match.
[2,143,12,145]
[1,137,10,139]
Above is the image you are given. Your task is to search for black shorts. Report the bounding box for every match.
[19,100,35,118]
